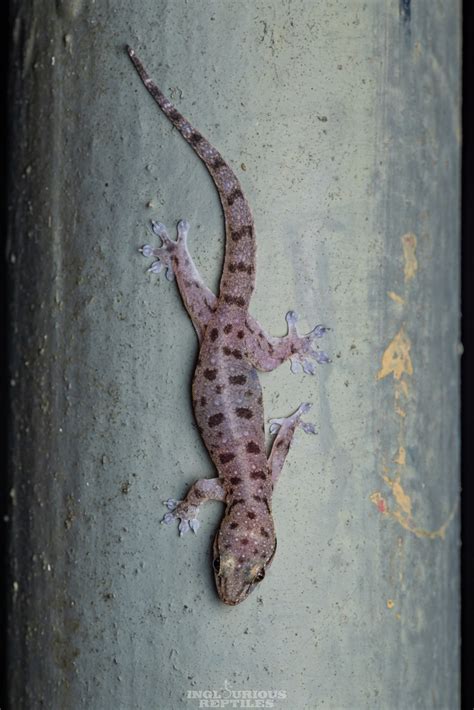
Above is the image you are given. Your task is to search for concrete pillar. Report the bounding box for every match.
[8,1,460,707]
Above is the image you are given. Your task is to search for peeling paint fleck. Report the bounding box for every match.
[377,327,413,381]
[388,291,405,305]
[402,232,418,282]
[393,446,406,465]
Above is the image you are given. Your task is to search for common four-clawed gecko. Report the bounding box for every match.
[127,46,330,605]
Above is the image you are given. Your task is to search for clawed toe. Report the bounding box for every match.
[285,312,330,376]
[139,219,190,281]
[161,498,200,536]
[269,402,317,436]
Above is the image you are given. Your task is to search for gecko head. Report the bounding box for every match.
[212,506,277,605]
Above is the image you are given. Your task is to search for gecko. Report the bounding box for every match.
[127,46,330,605]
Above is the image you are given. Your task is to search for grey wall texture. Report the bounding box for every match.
[8,1,460,708]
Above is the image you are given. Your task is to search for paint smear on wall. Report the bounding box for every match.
[402,232,418,282]
[371,233,456,542]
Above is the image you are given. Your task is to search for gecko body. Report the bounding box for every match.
[128,47,329,605]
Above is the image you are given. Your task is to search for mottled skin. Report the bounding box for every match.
[128,47,329,605]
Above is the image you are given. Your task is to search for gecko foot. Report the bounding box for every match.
[139,219,190,282]
[269,402,317,436]
[161,497,201,536]
[285,311,331,375]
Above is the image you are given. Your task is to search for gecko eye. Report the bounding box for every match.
[254,568,265,583]
[213,557,221,573]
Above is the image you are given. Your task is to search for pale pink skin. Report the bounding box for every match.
[128,47,329,605]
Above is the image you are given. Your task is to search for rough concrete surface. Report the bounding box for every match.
[8,1,460,708]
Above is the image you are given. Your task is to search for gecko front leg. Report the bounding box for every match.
[162,477,226,535]
[245,310,330,375]
[140,218,217,341]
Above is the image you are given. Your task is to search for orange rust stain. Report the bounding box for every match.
[377,327,413,382]
[402,232,418,282]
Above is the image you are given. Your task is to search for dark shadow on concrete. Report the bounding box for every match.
[462,2,473,708]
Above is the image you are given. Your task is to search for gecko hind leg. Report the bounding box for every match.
[268,402,316,484]
[140,218,190,281]
[162,477,226,536]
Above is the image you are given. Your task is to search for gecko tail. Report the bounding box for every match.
[127,46,257,306]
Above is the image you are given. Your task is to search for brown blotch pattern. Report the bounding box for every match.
[223,324,233,334]
[168,109,181,122]
[204,368,217,381]
[237,330,245,339]
[260,527,270,538]
[247,511,256,519]
[219,452,236,464]
[227,188,244,205]
[230,476,242,485]
[212,156,226,169]
[231,225,253,242]
[229,374,246,385]
[246,441,260,454]
[208,413,225,427]
[200,396,207,407]
[236,407,253,419]
[250,470,266,481]
[189,131,204,145]
[210,328,219,342]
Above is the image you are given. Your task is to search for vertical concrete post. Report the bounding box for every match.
[8,1,460,707]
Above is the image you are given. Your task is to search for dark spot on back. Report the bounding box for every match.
[241,538,249,546]
[250,470,266,481]
[219,452,236,464]
[246,441,260,454]
[215,384,224,394]
[222,346,232,356]
[208,413,225,427]
[237,330,245,339]
[236,407,253,419]
[236,297,246,307]
[230,522,239,529]
[229,374,246,385]
[224,324,233,334]
[210,328,219,342]
[230,476,242,485]
[227,188,244,205]
[228,263,236,273]
[204,368,217,381]
[212,156,226,169]
[260,527,270,538]
[253,495,262,502]
[200,396,207,407]
[237,261,247,272]
[189,131,204,145]
[231,225,253,242]
[232,349,243,359]
[247,511,256,519]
